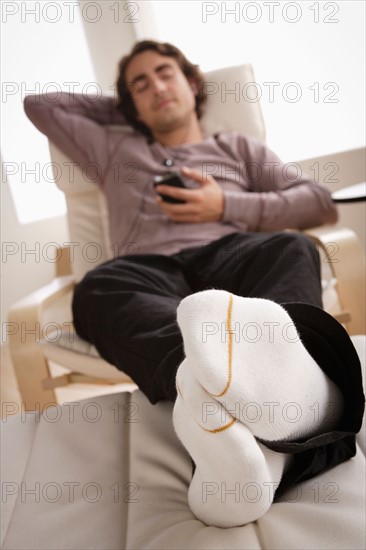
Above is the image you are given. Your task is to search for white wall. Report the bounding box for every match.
[146,0,365,162]
[78,0,139,90]
[1,165,69,343]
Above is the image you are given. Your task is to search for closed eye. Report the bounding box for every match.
[159,68,174,79]
[135,81,148,93]
[129,64,176,94]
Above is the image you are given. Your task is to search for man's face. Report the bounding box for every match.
[125,50,197,135]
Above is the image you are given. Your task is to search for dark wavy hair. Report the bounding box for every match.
[115,40,207,138]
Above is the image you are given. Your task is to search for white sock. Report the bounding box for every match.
[173,289,344,527]
[176,289,343,442]
[174,358,291,527]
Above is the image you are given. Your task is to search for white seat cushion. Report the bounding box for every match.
[2,337,365,549]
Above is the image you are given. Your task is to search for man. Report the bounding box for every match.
[24,40,364,528]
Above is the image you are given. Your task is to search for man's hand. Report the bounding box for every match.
[155,166,224,223]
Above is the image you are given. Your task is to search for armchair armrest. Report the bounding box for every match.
[8,276,75,411]
[9,275,75,314]
[304,226,366,335]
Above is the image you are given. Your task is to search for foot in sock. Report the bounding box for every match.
[174,358,291,527]
[176,289,343,442]
[173,289,344,527]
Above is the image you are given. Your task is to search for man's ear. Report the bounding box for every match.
[188,79,199,96]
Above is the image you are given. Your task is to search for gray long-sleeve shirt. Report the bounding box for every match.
[24,93,338,256]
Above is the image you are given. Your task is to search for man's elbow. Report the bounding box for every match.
[325,201,339,225]
[24,94,39,106]
[299,201,338,230]
[23,94,40,118]
[313,187,339,227]
[309,204,338,229]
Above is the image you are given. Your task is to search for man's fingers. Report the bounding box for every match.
[156,198,199,215]
[157,201,202,222]
[180,166,210,184]
[155,185,199,201]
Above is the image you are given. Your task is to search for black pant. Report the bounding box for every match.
[72,231,364,494]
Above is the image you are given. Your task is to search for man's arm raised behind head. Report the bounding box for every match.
[24,92,127,172]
